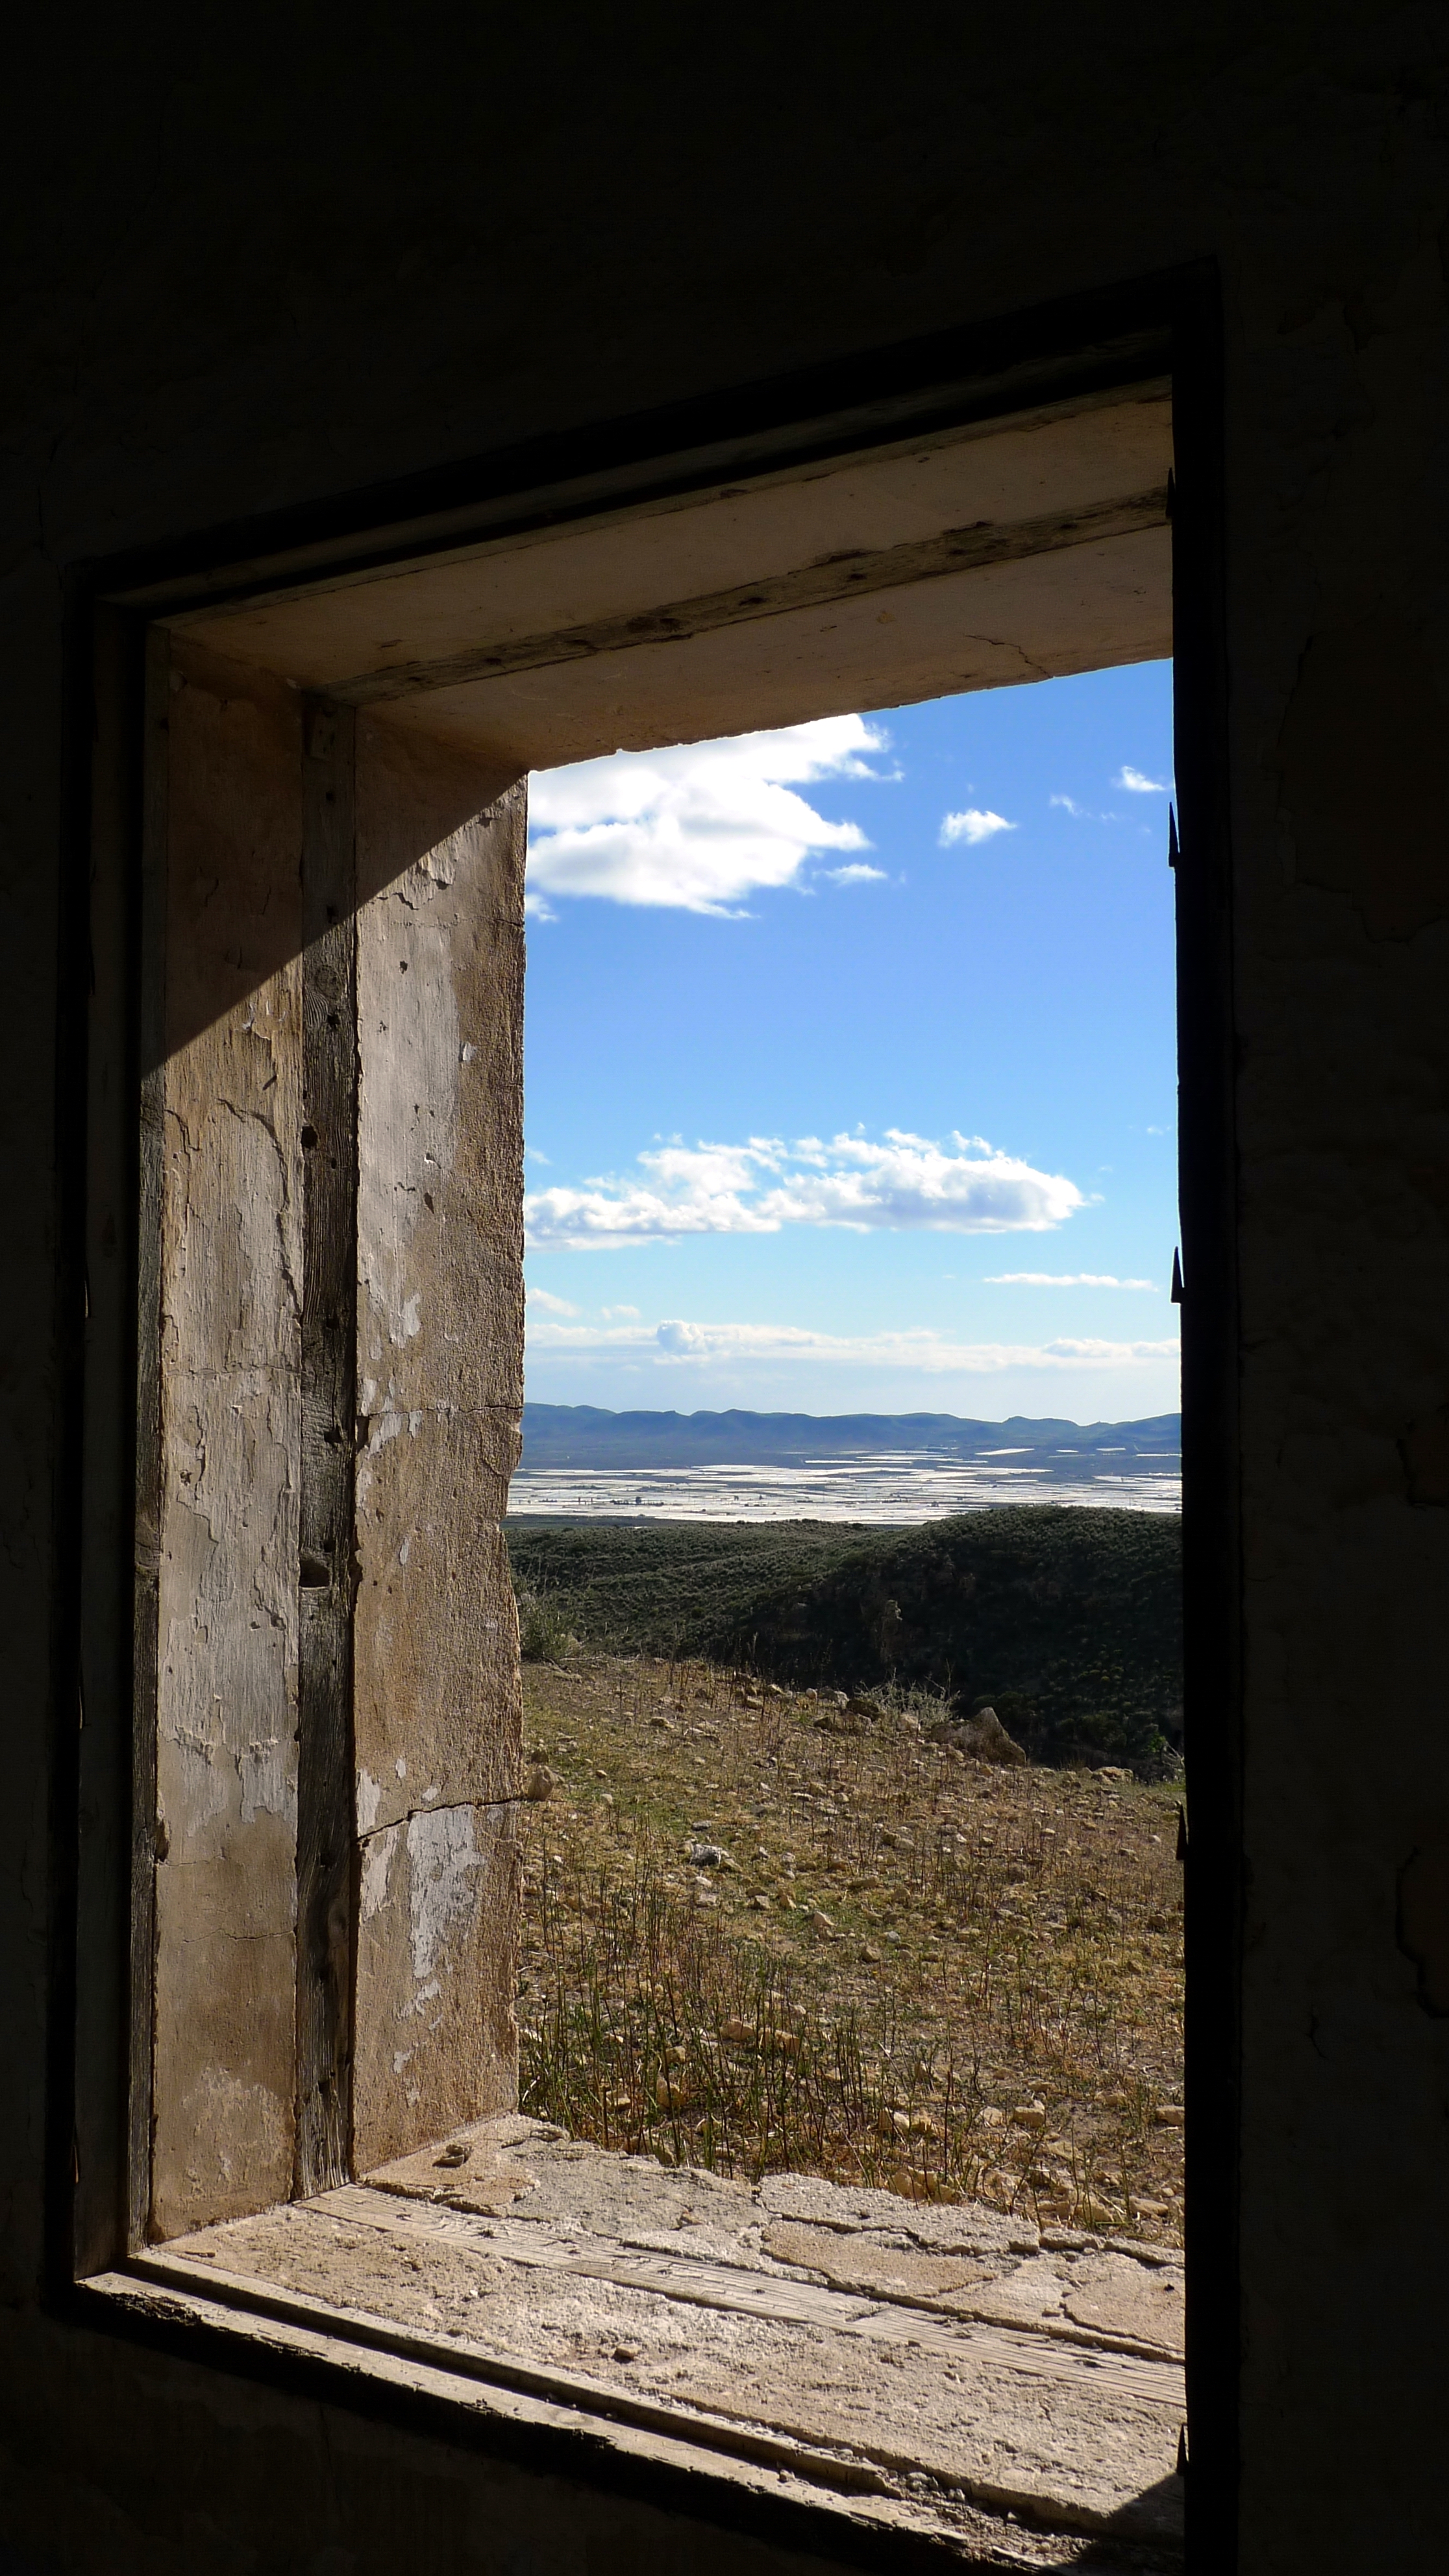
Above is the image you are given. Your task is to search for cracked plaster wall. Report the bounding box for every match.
[146,667,526,2225]
[151,649,306,2236]
[351,731,526,2166]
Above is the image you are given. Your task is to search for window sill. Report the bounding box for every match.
[87,2120,1182,2568]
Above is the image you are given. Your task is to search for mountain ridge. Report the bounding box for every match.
[519,1402,1180,1469]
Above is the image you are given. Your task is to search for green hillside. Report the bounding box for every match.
[506,1507,1182,1768]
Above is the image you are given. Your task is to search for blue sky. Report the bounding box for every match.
[521,661,1179,1425]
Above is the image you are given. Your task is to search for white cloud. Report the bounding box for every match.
[821,861,887,885]
[601,1303,640,1320]
[1117,765,1170,793]
[525,1309,1178,1374]
[1049,793,1128,823]
[985,1272,1157,1289]
[526,716,890,914]
[525,1286,579,1315]
[525,1128,1085,1251]
[1034,1337,1179,1363]
[939,808,1015,846]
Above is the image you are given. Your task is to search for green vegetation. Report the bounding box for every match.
[517,1648,1186,2236]
[507,1506,1182,1770]
[515,1587,575,1666]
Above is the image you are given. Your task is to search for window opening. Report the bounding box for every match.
[493,674,1185,2551]
[101,365,1193,2564]
[510,667,1183,2242]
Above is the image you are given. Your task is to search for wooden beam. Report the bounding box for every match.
[295,700,359,2196]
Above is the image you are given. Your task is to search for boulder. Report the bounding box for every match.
[965,1707,1028,1765]
[925,1705,1028,1766]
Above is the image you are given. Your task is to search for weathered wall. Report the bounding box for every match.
[151,645,305,2236]
[351,734,526,2168]
[1233,356,1449,2558]
[0,2307,885,2576]
[144,675,526,2224]
[4,4,1449,2570]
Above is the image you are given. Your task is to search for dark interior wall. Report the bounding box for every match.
[11,8,1435,559]
[0,2305,900,2576]
[4,6,1449,2570]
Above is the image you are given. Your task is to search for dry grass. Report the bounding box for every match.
[518,1650,1185,2242]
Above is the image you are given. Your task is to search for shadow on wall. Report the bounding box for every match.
[157,639,519,1065]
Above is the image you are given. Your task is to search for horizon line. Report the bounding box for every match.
[523,1398,1180,1428]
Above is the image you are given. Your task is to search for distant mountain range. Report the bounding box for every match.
[519,1404,1180,1470]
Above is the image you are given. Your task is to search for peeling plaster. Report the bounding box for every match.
[360,1823,400,1923]
[162,1739,234,1836]
[405,1803,488,1983]
[364,1408,424,1452]
[239,1739,293,1827]
[357,857,462,1352]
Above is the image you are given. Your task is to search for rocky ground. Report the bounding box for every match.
[518,1652,1185,2243]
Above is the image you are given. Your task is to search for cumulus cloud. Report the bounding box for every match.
[525,1309,1178,1374]
[939,808,1015,846]
[525,1129,1086,1251]
[985,1272,1157,1289]
[526,716,890,914]
[821,861,887,885]
[525,1286,579,1315]
[1117,765,1170,793]
[1050,793,1085,816]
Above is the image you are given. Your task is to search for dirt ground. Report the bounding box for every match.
[518,1653,1185,2243]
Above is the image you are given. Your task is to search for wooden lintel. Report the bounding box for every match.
[332,487,1169,710]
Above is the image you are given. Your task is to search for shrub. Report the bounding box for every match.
[506,1507,1182,1766]
[517,1588,573,1664]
